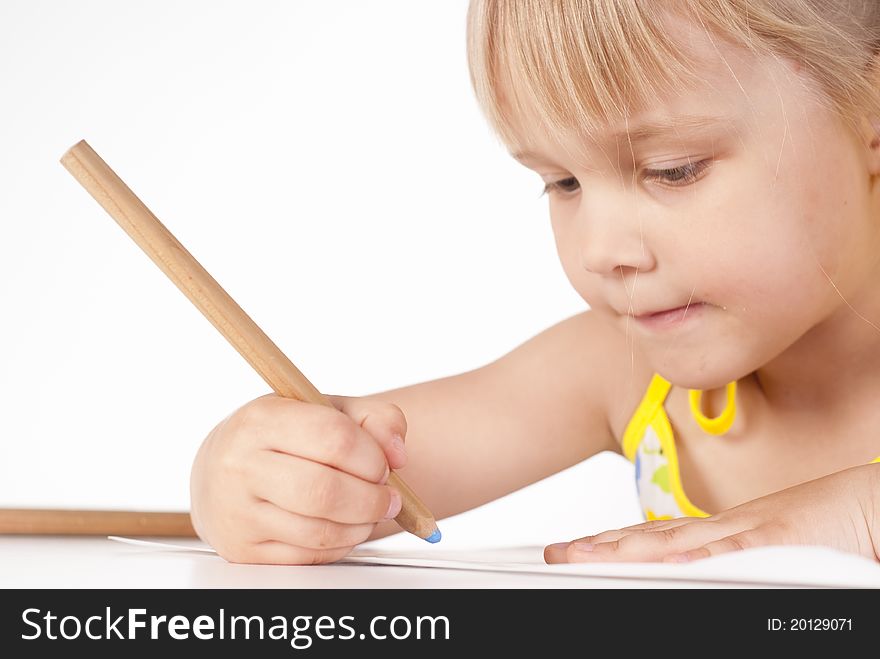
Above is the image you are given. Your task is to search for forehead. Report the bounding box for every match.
[498,10,810,159]
[511,113,742,164]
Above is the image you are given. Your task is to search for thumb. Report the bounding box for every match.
[326,394,408,470]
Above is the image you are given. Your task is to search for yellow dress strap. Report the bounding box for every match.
[688,381,737,436]
[622,373,673,462]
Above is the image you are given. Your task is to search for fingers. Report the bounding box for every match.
[663,531,756,563]
[544,518,697,563]
[581,518,696,545]
[249,500,375,550]
[238,396,392,484]
[543,542,572,564]
[228,541,354,566]
[247,450,402,524]
[196,393,411,566]
[545,517,752,563]
[327,394,408,469]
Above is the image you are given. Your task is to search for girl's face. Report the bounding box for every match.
[508,18,880,390]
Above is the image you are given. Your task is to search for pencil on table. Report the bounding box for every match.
[0,509,195,537]
[58,139,441,544]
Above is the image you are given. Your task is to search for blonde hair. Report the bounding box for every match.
[467,0,880,151]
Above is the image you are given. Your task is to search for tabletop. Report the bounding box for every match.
[0,536,738,589]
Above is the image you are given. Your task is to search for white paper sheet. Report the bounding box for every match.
[107,536,880,588]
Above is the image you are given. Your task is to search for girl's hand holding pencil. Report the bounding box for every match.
[59,139,439,563]
[191,393,411,565]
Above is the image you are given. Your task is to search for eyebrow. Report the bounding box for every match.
[512,114,736,162]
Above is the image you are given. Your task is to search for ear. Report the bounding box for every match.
[861,117,880,178]
[859,52,880,177]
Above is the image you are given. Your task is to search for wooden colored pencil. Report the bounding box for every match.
[57,139,440,543]
[0,509,195,537]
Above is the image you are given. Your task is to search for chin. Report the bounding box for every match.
[650,352,752,391]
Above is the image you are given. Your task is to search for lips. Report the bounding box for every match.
[634,302,703,319]
[627,301,707,331]
[621,301,703,318]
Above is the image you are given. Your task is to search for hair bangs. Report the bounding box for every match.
[468,0,704,151]
[469,1,880,153]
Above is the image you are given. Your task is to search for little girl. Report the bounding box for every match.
[190,0,880,565]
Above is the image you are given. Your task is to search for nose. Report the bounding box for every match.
[577,192,656,276]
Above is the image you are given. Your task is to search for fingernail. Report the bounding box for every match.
[383,488,402,520]
[546,542,570,552]
[572,542,594,554]
[391,433,407,466]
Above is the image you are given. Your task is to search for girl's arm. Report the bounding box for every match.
[364,309,626,540]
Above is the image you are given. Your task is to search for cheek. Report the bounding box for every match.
[764,151,865,295]
[703,205,838,333]
[683,177,817,315]
[796,172,869,282]
[550,217,608,307]
[753,112,868,282]
[553,227,589,295]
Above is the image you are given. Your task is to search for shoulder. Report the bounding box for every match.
[486,309,655,456]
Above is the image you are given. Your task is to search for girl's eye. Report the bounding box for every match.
[540,159,711,196]
[644,159,711,186]
[541,177,580,196]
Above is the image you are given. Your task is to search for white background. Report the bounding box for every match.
[0,0,641,548]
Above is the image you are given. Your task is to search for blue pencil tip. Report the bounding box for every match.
[425,529,442,544]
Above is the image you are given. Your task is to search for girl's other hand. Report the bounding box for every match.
[544,463,880,564]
